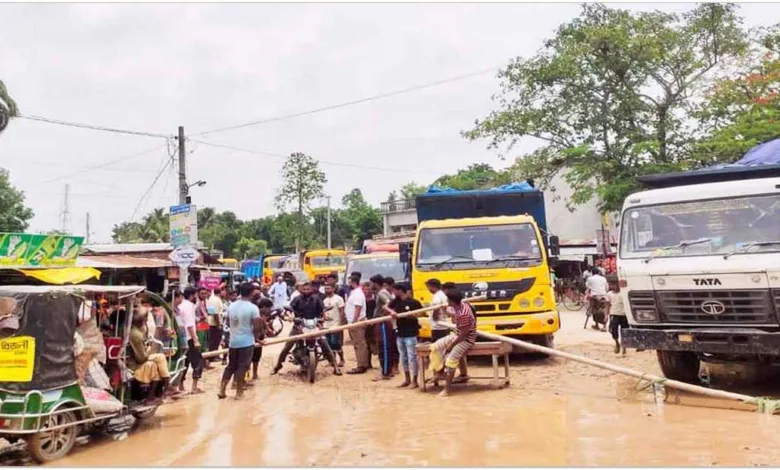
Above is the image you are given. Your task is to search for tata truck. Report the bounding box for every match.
[618,146,780,382]
[403,183,561,346]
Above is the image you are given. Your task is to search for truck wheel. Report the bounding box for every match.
[27,409,78,463]
[656,350,700,383]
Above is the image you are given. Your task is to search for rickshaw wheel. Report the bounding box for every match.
[27,409,78,463]
[132,406,158,420]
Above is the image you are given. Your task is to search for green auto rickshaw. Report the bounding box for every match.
[0,285,186,463]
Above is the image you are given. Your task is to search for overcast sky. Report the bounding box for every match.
[1,2,778,243]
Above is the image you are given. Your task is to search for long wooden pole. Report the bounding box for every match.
[200,296,487,359]
[466,327,776,412]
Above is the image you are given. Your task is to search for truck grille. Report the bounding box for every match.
[658,290,776,324]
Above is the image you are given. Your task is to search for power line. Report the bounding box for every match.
[190,138,437,174]
[129,156,175,223]
[18,114,171,139]
[36,143,169,186]
[193,66,498,137]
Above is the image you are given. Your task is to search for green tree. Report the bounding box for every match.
[399,182,427,200]
[694,24,780,163]
[274,152,326,252]
[340,188,383,248]
[0,169,34,232]
[0,79,18,134]
[235,237,268,259]
[433,163,512,190]
[465,3,748,212]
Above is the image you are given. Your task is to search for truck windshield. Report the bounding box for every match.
[312,256,345,268]
[416,223,542,269]
[620,194,780,259]
[347,257,405,281]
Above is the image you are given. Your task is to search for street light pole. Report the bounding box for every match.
[176,126,189,286]
[327,196,332,249]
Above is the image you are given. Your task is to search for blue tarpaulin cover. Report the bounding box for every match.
[416,181,548,234]
[638,137,780,188]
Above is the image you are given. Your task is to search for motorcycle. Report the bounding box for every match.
[287,317,323,383]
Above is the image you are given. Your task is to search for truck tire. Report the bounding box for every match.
[656,350,700,383]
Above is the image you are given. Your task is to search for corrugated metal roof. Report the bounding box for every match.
[77,255,170,269]
[83,242,205,254]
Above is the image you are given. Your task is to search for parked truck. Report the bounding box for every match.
[402,182,561,346]
[618,138,780,382]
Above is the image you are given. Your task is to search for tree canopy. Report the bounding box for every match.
[466,3,754,212]
[0,169,34,233]
[0,79,18,134]
[275,152,326,252]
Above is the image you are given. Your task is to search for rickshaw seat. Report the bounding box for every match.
[105,337,123,360]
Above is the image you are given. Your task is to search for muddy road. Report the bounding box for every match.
[5,309,780,466]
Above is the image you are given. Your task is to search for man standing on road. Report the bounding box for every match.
[219,283,261,399]
[323,283,346,367]
[346,274,369,375]
[426,279,450,342]
[371,275,397,381]
[176,288,204,395]
[385,282,422,388]
[268,276,289,310]
[206,287,226,364]
[585,268,609,331]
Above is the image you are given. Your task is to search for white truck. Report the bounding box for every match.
[618,170,780,383]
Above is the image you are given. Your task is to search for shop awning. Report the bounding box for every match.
[17,267,102,285]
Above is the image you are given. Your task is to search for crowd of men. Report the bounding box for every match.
[166,271,479,399]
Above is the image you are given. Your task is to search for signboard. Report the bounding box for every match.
[0,233,84,268]
[199,273,222,290]
[169,246,199,268]
[169,204,198,248]
[0,336,36,382]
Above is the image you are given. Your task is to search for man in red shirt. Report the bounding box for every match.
[431,289,477,397]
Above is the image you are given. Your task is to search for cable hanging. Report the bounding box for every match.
[192,66,498,137]
[18,114,172,139]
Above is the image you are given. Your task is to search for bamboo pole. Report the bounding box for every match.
[200,296,487,359]
[461,327,777,413]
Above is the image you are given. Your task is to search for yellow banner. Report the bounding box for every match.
[0,336,36,382]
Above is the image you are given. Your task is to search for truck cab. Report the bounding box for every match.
[406,183,561,345]
[300,249,347,283]
[619,170,780,382]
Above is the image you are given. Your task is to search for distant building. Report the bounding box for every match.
[380,199,418,235]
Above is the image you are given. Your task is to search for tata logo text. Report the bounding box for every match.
[693,278,722,286]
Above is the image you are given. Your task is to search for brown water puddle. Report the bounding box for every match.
[43,370,780,467]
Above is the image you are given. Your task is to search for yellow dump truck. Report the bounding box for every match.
[404,183,561,347]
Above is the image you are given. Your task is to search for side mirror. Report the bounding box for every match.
[549,235,560,257]
[399,243,411,265]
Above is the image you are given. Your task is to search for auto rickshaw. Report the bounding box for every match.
[0,285,186,463]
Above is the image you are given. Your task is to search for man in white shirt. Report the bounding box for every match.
[585,268,609,331]
[426,278,450,341]
[323,284,346,367]
[174,288,203,394]
[268,276,289,310]
[206,287,226,363]
[345,274,369,374]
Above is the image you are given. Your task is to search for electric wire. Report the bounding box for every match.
[129,155,175,223]
[18,114,172,139]
[192,66,498,137]
[190,138,438,174]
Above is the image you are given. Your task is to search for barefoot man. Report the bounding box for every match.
[429,289,476,397]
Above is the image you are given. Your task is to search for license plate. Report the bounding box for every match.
[678,334,694,343]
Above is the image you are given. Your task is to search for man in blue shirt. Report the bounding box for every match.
[219,282,261,399]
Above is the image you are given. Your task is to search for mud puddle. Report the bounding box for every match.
[5,317,780,466]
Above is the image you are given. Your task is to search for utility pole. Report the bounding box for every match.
[85,212,91,244]
[177,126,187,205]
[61,184,71,234]
[176,126,189,287]
[326,196,332,249]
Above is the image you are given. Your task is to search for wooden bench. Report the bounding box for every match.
[416,341,512,391]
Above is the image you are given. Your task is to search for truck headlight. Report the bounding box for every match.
[533,297,545,308]
[634,309,659,322]
[519,299,530,308]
